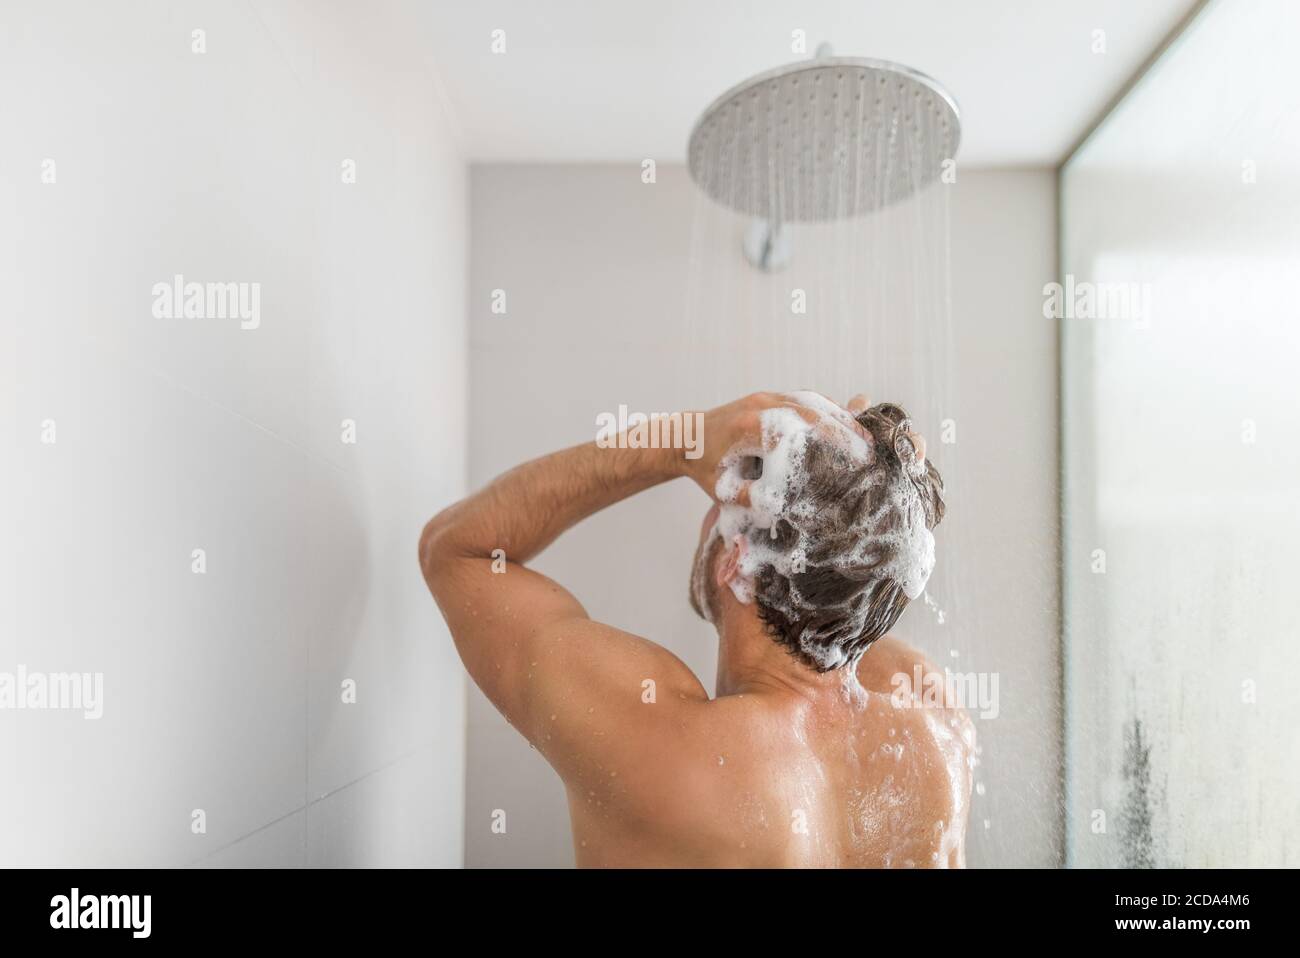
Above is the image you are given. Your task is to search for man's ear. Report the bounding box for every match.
[715,535,748,587]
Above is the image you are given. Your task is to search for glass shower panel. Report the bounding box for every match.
[1061,0,1300,867]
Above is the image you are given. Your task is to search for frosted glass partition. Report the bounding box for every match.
[1061,0,1300,866]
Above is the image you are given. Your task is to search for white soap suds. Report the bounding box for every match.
[840,666,870,710]
[709,393,938,670]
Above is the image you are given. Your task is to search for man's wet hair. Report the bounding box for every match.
[750,402,946,671]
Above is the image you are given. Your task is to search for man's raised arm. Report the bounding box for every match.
[419,440,678,582]
[417,437,710,774]
[417,395,836,779]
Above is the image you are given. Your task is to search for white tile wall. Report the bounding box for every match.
[1,0,467,866]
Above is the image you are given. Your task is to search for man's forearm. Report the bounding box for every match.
[420,440,682,571]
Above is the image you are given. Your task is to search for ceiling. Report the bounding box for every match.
[422,0,1202,167]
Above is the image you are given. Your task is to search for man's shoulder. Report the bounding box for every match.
[858,636,976,749]
[855,635,941,695]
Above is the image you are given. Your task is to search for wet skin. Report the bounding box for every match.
[420,392,973,867]
[563,634,974,868]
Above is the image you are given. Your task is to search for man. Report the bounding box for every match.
[419,391,973,867]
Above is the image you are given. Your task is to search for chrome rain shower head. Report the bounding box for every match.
[687,55,961,222]
[686,50,961,269]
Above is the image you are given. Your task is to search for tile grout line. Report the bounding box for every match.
[190,739,435,866]
[80,334,349,479]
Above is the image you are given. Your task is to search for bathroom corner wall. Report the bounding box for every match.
[465,164,1060,867]
[1,0,467,866]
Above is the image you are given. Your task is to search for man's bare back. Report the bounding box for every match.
[566,636,973,868]
[420,392,968,867]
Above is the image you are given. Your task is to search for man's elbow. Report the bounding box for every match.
[417,510,456,586]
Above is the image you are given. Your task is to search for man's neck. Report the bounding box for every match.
[714,607,844,702]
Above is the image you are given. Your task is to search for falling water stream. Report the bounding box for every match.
[677,55,1030,865]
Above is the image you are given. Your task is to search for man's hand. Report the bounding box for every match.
[678,391,873,504]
